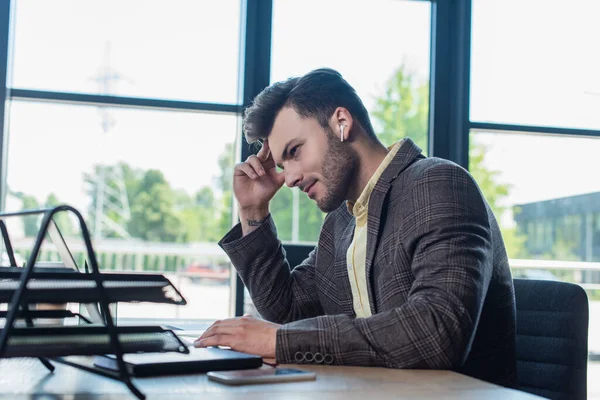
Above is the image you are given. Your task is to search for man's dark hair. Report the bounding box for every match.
[243,68,375,143]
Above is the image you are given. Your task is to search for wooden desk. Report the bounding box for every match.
[0,358,544,399]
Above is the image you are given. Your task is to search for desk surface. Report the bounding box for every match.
[0,358,543,399]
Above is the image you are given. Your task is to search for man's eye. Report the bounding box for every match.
[290,146,299,157]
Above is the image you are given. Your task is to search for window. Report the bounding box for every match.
[270,0,431,243]
[470,0,600,130]
[12,0,242,104]
[470,130,600,269]
[5,0,247,322]
[4,101,240,320]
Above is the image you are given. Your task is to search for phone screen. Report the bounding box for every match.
[207,367,316,385]
[218,368,307,377]
[274,368,305,375]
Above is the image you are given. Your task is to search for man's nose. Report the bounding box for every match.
[285,171,303,188]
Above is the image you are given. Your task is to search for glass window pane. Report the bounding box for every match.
[12,0,242,104]
[270,0,431,243]
[470,0,600,130]
[4,101,240,320]
[270,187,326,244]
[470,130,600,262]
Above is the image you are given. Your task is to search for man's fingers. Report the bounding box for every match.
[199,324,219,341]
[200,323,226,340]
[234,162,260,179]
[257,140,271,162]
[194,317,278,359]
[246,155,266,177]
[199,318,245,341]
[234,155,268,179]
[194,334,234,348]
[195,322,246,348]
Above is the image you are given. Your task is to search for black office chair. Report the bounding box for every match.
[514,278,589,400]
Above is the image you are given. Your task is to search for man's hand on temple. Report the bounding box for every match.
[234,139,285,236]
[193,315,280,360]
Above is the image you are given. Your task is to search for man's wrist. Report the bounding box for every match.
[239,206,270,236]
[239,206,269,221]
[246,215,270,226]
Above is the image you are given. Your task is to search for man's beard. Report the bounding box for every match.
[316,128,358,212]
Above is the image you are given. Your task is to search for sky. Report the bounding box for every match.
[4,0,600,223]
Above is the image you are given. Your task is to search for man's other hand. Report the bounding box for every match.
[193,315,280,360]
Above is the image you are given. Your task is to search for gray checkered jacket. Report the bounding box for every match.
[219,138,517,388]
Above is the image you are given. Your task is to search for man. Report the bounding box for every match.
[195,68,517,387]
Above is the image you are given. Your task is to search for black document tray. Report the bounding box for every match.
[0,309,83,323]
[0,271,186,304]
[1,325,187,358]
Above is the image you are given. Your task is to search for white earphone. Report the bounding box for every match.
[340,125,345,142]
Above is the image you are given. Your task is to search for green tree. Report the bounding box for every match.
[44,193,76,237]
[371,63,527,258]
[372,64,429,154]
[126,170,182,242]
[11,191,40,237]
[173,186,222,243]
[216,143,236,237]
[195,187,215,208]
[298,193,326,241]
[270,188,294,241]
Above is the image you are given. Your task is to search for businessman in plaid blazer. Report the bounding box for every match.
[196,68,517,388]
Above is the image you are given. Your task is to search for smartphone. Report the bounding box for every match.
[207,367,316,385]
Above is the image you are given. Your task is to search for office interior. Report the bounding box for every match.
[0,0,597,398]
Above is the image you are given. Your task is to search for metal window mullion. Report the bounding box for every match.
[470,121,600,138]
[9,88,243,114]
[429,0,471,169]
[0,0,12,211]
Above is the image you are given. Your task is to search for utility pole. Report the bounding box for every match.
[89,42,131,240]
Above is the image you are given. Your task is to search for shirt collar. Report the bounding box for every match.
[347,140,404,225]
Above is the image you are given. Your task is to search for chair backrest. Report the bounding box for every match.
[514,279,589,400]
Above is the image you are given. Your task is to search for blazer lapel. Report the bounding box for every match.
[337,215,357,316]
[365,138,425,314]
[318,206,356,316]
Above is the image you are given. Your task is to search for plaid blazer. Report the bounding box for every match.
[220,138,517,388]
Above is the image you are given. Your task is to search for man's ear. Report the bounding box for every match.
[329,107,354,142]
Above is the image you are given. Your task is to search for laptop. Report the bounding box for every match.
[93,346,263,377]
